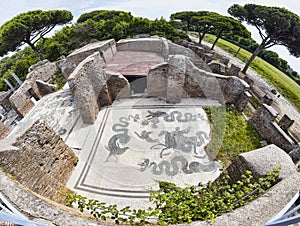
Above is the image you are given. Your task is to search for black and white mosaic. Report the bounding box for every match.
[74,105,221,199]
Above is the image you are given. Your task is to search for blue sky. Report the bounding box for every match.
[0,0,299,73]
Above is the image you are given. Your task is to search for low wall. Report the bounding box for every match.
[27,59,58,82]
[0,121,77,204]
[184,56,249,104]
[250,104,297,152]
[168,42,196,61]
[62,39,116,78]
[146,54,249,105]
[117,37,169,60]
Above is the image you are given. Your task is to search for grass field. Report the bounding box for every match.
[204,34,300,111]
[204,105,262,167]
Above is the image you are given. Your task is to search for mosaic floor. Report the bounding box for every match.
[67,98,221,209]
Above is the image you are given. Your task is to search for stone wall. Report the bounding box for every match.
[166,55,186,103]
[168,42,196,61]
[62,39,116,78]
[0,91,13,112]
[117,37,169,60]
[8,59,58,118]
[147,62,168,98]
[67,51,131,124]
[0,121,77,204]
[27,59,59,82]
[250,104,297,152]
[146,54,249,106]
[9,80,43,117]
[184,57,249,104]
[68,52,109,124]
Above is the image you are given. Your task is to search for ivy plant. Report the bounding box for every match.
[66,168,279,225]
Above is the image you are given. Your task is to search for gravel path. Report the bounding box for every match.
[191,37,300,141]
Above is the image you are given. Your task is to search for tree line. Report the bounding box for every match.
[170,5,300,84]
[0,4,299,91]
[0,10,188,90]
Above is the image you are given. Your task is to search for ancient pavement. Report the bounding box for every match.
[66,97,221,209]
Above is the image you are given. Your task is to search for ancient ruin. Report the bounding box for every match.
[0,36,299,225]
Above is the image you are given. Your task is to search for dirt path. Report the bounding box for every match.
[193,37,300,141]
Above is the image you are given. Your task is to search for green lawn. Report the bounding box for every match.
[204,34,300,111]
[205,105,262,167]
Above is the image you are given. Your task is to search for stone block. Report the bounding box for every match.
[278,114,294,130]
[208,61,227,75]
[261,94,273,106]
[220,57,230,66]
[250,104,278,125]
[236,91,252,111]
[10,92,35,118]
[0,91,13,112]
[166,55,186,103]
[188,44,205,58]
[36,80,55,96]
[289,145,300,163]
[147,62,168,98]
[202,53,214,63]
[250,104,297,152]
[227,63,241,77]
[244,75,254,87]
[225,144,297,185]
[105,71,131,100]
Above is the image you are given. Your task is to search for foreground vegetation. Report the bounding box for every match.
[66,169,279,225]
[204,34,300,111]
